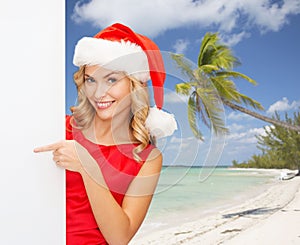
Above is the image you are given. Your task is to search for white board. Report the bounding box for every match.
[0,1,65,244]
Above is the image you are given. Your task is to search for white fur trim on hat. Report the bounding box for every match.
[145,107,177,138]
[73,37,150,82]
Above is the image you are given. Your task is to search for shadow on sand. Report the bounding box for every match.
[222,207,280,219]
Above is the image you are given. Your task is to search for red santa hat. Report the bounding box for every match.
[73,23,177,138]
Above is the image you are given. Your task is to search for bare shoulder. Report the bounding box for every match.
[138,147,162,176]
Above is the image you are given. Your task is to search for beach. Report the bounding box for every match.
[130,169,300,245]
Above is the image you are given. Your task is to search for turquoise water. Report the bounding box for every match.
[147,167,277,220]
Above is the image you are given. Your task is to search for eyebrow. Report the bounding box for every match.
[104,71,120,78]
[84,71,121,79]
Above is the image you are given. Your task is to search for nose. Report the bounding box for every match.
[94,82,110,100]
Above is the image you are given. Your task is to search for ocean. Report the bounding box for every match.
[140,167,278,233]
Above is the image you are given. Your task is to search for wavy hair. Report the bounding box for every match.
[70,66,152,162]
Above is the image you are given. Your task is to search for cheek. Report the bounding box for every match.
[112,81,131,99]
[112,83,132,106]
[83,84,95,98]
[114,91,131,106]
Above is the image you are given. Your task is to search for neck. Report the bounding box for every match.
[87,113,134,145]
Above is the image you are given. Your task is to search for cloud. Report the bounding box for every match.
[227,131,252,143]
[172,39,190,54]
[72,0,300,39]
[163,135,204,165]
[220,121,277,163]
[226,126,268,153]
[220,31,251,46]
[169,135,202,144]
[267,97,300,114]
[164,91,189,104]
[227,111,253,121]
[242,0,300,33]
[227,120,271,145]
[228,123,245,132]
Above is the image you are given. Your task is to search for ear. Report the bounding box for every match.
[140,81,147,87]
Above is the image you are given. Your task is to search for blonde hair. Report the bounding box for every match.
[71,66,152,162]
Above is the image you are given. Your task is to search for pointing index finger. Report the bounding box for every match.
[33,141,62,153]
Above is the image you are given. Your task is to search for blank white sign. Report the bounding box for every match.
[0,1,65,244]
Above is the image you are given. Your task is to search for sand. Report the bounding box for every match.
[130,172,300,245]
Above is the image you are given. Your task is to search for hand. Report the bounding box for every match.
[34,140,83,173]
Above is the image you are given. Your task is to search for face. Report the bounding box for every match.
[84,65,132,122]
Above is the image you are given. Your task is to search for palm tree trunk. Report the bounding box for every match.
[223,100,300,132]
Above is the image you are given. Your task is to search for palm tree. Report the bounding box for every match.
[173,32,300,139]
[172,55,228,140]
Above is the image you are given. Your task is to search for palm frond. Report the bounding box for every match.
[171,53,196,81]
[198,32,218,66]
[195,86,228,135]
[188,91,204,140]
[175,83,192,96]
[213,46,241,69]
[230,91,264,110]
[209,77,240,102]
[172,31,270,139]
[198,64,219,73]
[198,33,240,70]
[216,71,257,85]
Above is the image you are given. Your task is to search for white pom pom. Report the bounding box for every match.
[145,107,177,138]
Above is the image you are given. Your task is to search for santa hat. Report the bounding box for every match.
[73,23,177,138]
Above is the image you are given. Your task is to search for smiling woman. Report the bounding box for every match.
[34,23,177,245]
[84,67,131,120]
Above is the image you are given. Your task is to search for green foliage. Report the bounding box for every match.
[233,112,300,170]
[172,32,264,140]
[197,33,263,111]
[198,32,240,70]
[175,82,192,96]
[187,91,204,140]
[172,53,228,139]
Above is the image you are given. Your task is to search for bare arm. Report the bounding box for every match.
[77,144,162,245]
[34,140,162,245]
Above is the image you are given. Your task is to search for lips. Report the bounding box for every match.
[96,101,114,109]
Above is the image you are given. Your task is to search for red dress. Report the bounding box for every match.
[65,115,155,245]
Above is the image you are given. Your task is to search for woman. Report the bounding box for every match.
[34,23,177,244]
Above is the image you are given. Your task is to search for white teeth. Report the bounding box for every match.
[96,101,113,108]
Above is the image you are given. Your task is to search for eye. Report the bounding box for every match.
[85,76,96,83]
[107,77,117,84]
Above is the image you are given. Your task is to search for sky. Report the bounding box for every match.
[66,0,300,166]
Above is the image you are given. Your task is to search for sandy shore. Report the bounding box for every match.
[130,172,300,245]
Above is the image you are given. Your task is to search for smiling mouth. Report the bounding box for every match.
[96,101,114,109]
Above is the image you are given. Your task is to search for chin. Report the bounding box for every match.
[95,112,113,121]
